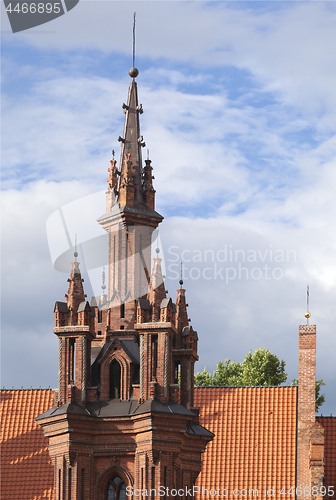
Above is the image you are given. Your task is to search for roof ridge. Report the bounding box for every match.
[1,388,54,391]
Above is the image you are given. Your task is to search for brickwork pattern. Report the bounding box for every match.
[316,417,336,492]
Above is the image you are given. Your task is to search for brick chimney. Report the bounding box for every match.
[297,325,324,498]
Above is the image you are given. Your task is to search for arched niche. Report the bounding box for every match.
[94,464,133,500]
[110,359,121,399]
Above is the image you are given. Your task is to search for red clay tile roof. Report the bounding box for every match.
[0,389,55,500]
[3,387,335,500]
[194,386,298,500]
[316,416,336,490]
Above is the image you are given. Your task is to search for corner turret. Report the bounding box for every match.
[53,258,94,404]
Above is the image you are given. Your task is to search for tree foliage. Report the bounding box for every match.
[195,348,287,388]
[195,348,325,412]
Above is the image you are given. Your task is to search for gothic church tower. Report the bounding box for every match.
[37,66,213,500]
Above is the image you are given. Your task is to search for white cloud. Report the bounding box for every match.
[4,2,336,115]
[2,1,336,412]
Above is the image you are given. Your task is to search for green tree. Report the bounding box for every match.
[240,348,287,386]
[291,378,326,412]
[195,348,287,388]
[194,359,243,387]
[194,367,214,387]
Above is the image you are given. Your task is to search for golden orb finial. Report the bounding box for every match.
[305,285,311,324]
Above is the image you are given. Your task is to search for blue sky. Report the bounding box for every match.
[1,1,336,414]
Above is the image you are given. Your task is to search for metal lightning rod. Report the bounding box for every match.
[305,285,311,325]
[133,12,136,69]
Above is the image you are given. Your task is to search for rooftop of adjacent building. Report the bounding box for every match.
[2,387,336,500]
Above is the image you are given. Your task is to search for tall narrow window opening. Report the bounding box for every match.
[125,232,128,294]
[69,339,75,384]
[68,468,72,500]
[139,234,142,298]
[120,303,125,318]
[58,469,61,500]
[151,467,155,500]
[113,235,116,290]
[174,362,180,386]
[98,309,103,324]
[164,467,167,500]
[110,360,121,399]
[81,469,85,500]
[63,459,66,500]
[151,335,158,380]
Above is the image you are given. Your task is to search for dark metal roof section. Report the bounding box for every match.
[77,300,90,313]
[119,340,140,364]
[182,325,190,337]
[94,341,112,364]
[91,346,101,364]
[133,398,197,416]
[122,204,162,218]
[160,298,176,313]
[87,399,139,417]
[160,297,171,309]
[35,401,93,420]
[187,422,214,437]
[138,298,151,310]
[97,203,163,222]
[85,398,199,418]
[54,301,68,313]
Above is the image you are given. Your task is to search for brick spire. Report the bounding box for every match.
[98,68,163,320]
[64,260,86,325]
[175,287,189,341]
[117,69,145,207]
[148,249,166,321]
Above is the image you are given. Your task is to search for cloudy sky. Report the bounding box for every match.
[1,0,336,414]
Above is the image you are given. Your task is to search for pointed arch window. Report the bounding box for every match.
[98,308,103,324]
[107,476,126,500]
[110,359,121,399]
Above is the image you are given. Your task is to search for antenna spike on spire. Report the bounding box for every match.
[74,234,78,262]
[133,12,136,69]
[305,284,311,325]
[179,262,184,288]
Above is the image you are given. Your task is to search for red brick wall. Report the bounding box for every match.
[297,325,324,499]
[298,325,316,494]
